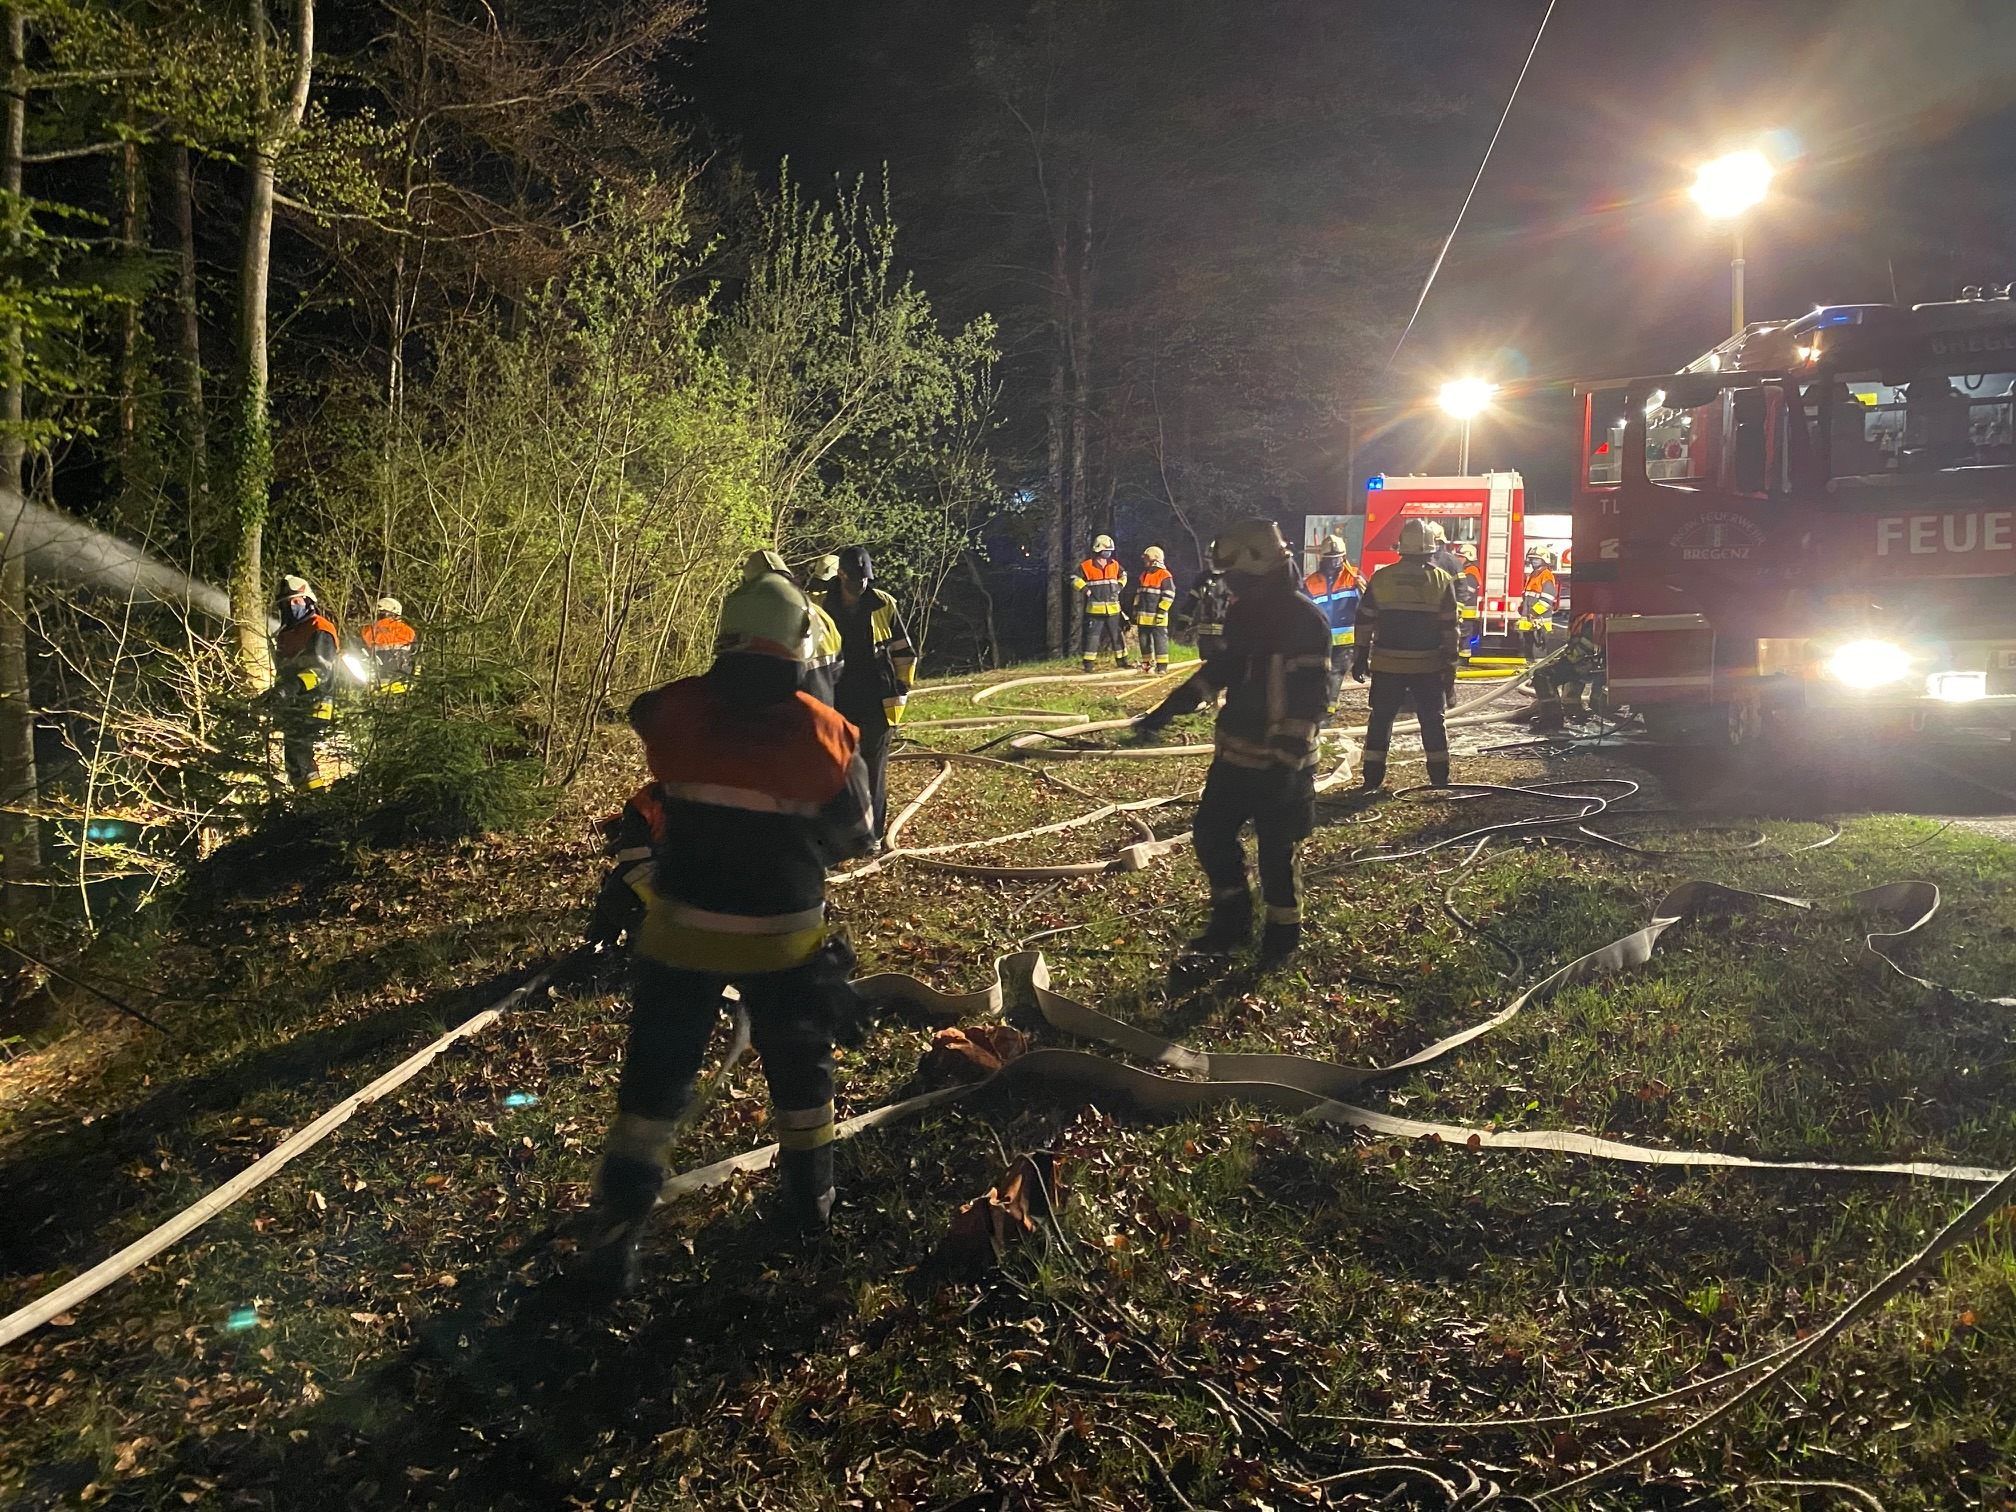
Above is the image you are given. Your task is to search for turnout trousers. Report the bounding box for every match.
[1137,623,1169,671]
[849,714,892,843]
[1191,760,1316,928]
[598,957,838,1224]
[1361,671,1451,789]
[1081,611,1128,670]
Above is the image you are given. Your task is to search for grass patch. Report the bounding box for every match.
[2,668,2015,1508]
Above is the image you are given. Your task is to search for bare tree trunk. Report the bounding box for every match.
[162,144,210,528]
[1070,166,1094,541]
[961,549,1000,669]
[0,6,41,904]
[1044,274,1067,660]
[227,0,314,691]
[117,134,144,493]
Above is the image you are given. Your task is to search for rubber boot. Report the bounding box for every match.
[1186,891,1253,954]
[571,1152,662,1300]
[773,1145,836,1237]
[1256,920,1301,969]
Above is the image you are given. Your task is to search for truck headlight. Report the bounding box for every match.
[1926,671,1987,703]
[1822,639,1911,690]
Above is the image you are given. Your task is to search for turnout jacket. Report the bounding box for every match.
[804,599,844,707]
[1146,572,1330,771]
[824,585,916,726]
[1182,572,1231,639]
[359,615,417,681]
[628,677,876,972]
[1355,559,1460,676]
[1132,566,1176,626]
[1071,556,1126,615]
[1301,562,1362,647]
[273,611,340,704]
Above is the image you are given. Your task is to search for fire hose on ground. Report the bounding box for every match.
[1,663,2007,1507]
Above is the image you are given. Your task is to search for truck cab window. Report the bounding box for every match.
[1731,386,1768,494]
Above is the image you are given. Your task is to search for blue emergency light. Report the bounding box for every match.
[1365,474,1385,490]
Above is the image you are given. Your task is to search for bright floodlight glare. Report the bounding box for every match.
[1823,639,1911,691]
[1690,150,1773,220]
[1927,672,1987,704]
[1438,377,1496,420]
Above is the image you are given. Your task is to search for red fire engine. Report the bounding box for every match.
[1361,470,1571,650]
[1571,291,2016,744]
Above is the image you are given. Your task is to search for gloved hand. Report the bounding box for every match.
[1129,713,1169,745]
[1349,659,1368,684]
[813,930,874,1047]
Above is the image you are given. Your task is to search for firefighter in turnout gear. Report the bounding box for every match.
[1181,554,1231,661]
[1132,546,1177,671]
[1301,534,1362,715]
[1452,542,1484,661]
[1353,519,1460,790]
[1528,612,1605,730]
[358,597,417,691]
[1072,534,1128,670]
[270,575,341,789]
[577,573,879,1296]
[1133,519,1330,967]
[744,549,843,707]
[822,546,916,845]
[1518,548,1559,664]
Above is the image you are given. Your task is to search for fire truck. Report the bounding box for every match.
[1360,470,1572,650]
[1571,290,2016,745]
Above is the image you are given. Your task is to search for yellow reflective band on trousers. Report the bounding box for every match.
[777,1101,837,1150]
[633,884,827,973]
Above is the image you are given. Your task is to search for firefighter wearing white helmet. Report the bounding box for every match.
[1352,517,1460,790]
[1132,518,1330,967]
[358,595,418,692]
[576,571,878,1296]
[1131,545,1177,672]
[271,574,341,787]
[1301,532,1362,716]
[1071,533,1128,671]
[1518,546,1560,664]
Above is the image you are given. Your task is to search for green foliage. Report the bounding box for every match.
[338,667,550,842]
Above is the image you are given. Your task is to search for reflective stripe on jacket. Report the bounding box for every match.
[1150,573,1330,771]
[359,615,417,678]
[1182,573,1231,638]
[1521,567,1559,619]
[803,600,844,707]
[274,612,341,707]
[1132,567,1176,626]
[824,585,916,725]
[1302,565,1362,647]
[1358,559,1460,676]
[1072,557,1127,614]
[629,676,875,971]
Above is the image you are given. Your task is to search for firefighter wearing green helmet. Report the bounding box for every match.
[1131,519,1330,967]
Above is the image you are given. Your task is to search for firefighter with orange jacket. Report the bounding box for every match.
[1071,534,1129,671]
[1301,534,1362,714]
[575,573,878,1296]
[1132,546,1177,672]
[270,575,341,789]
[358,597,418,691]
[1452,543,1484,661]
[1518,548,1560,663]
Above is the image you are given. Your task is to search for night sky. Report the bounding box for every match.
[683,0,2016,508]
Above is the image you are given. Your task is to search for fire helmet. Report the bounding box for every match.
[715,575,813,664]
[276,574,315,603]
[1092,534,1115,554]
[1319,534,1346,558]
[741,548,792,586]
[1396,519,1447,557]
[1142,545,1166,567]
[816,554,841,583]
[375,597,403,618]
[1211,518,1293,578]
